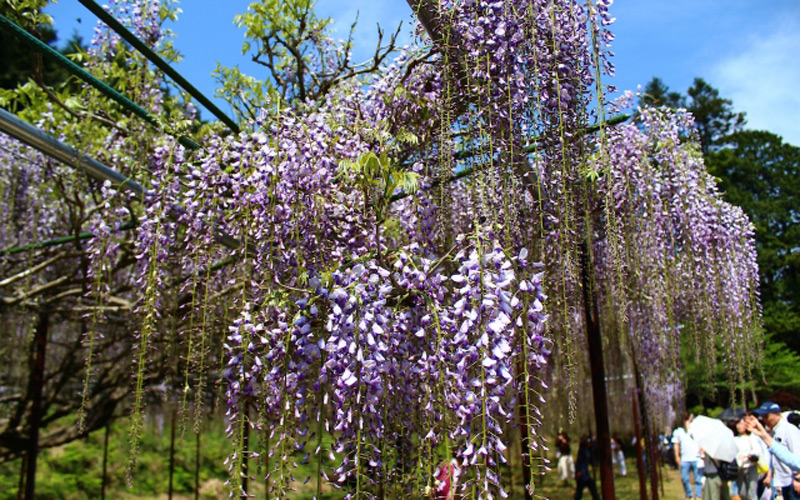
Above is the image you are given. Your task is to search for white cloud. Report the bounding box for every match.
[711,19,800,146]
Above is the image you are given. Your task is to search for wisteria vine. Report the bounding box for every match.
[0,0,763,497]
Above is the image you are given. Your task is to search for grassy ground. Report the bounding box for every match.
[123,458,687,499]
[0,414,684,500]
[528,460,685,500]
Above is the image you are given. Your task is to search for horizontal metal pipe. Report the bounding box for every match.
[0,107,145,195]
[0,221,138,256]
[0,109,253,255]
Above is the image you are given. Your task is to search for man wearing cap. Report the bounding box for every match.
[752,402,800,500]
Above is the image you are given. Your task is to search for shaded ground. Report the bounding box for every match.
[0,419,684,500]
[528,459,684,500]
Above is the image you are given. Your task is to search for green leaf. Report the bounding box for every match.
[397,130,419,145]
[0,89,16,107]
[395,171,419,194]
[64,95,86,111]
[361,152,381,178]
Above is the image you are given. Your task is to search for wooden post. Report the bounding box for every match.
[580,244,615,500]
[168,408,177,500]
[101,424,110,500]
[631,388,647,500]
[24,308,49,500]
[195,430,201,500]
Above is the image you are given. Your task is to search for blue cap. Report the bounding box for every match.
[752,402,781,415]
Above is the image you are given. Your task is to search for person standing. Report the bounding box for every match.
[732,416,767,500]
[701,452,731,500]
[575,435,601,500]
[674,413,704,500]
[752,402,800,500]
[745,415,800,472]
[557,431,575,487]
[612,435,627,477]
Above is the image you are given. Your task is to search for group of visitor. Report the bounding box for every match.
[431,401,800,500]
[672,402,800,500]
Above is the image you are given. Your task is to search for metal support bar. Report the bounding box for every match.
[0,107,145,195]
[1,107,629,256]
[0,14,201,150]
[77,0,240,133]
[390,114,631,203]
[0,222,138,257]
[452,113,631,161]
[0,108,251,255]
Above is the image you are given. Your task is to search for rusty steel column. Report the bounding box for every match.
[631,388,648,500]
[580,244,615,500]
[24,308,49,500]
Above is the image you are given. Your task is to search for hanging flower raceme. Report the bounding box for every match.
[591,104,762,421]
[38,0,766,497]
[214,231,550,498]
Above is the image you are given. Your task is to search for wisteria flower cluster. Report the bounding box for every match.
[120,0,762,495]
[217,238,549,498]
[590,104,761,431]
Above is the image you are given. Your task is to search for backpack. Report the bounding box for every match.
[710,458,739,481]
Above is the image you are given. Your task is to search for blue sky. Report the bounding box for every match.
[45,0,800,146]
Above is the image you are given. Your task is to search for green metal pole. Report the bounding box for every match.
[0,14,200,150]
[76,0,240,133]
[0,221,138,256]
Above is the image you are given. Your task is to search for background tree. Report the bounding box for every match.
[639,76,684,109]
[706,131,800,355]
[214,0,401,119]
[639,77,745,154]
[0,2,84,92]
[686,78,746,154]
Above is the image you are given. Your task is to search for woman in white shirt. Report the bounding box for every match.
[732,417,768,500]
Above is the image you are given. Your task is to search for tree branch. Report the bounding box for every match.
[0,251,68,288]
